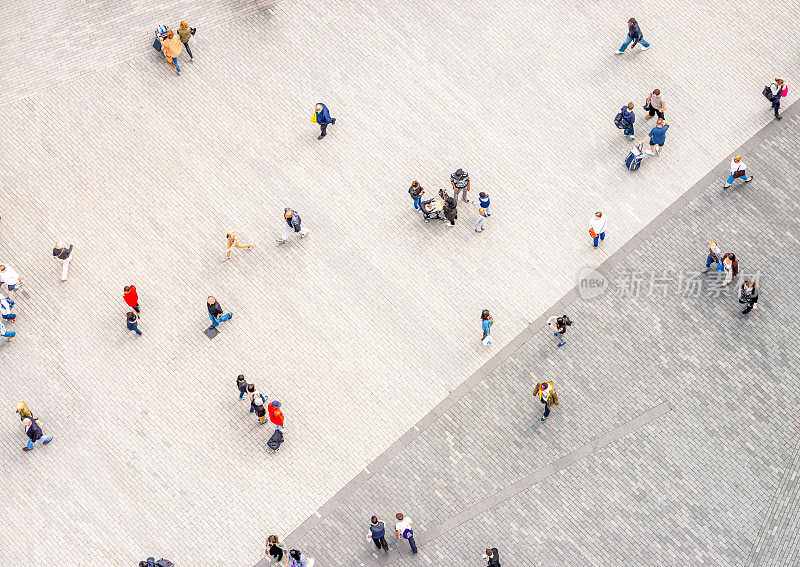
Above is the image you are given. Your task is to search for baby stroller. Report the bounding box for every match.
[420,197,445,222]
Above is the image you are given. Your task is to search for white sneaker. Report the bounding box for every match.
[640,45,649,51]
[628,134,635,139]
[615,50,624,55]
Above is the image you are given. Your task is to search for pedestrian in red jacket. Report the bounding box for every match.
[123,285,140,313]
[268,401,284,431]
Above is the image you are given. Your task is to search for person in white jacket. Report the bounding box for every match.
[723,155,753,189]
[590,211,607,249]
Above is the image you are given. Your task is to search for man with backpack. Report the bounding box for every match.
[548,314,571,347]
[616,102,635,139]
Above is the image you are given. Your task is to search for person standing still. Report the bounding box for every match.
[703,241,724,272]
[314,103,336,139]
[723,155,753,188]
[395,513,418,554]
[223,229,253,261]
[207,296,232,327]
[408,181,425,210]
[366,516,389,554]
[620,102,636,139]
[769,79,788,120]
[126,311,142,336]
[616,17,650,54]
[22,417,52,451]
[178,21,194,61]
[450,168,471,203]
[52,241,74,281]
[590,211,607,249]
[739,280,758,314]
[236,375,248,399]
[481,309,493,345]
[645,89,666,120]
[123,285,140,314]
[483,547,501,567]
[278,209,309,243]
[645,117,669,156]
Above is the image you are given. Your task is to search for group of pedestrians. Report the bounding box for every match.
[155,22,196,75]
[411,169,491,232]
[265,536,312,566]
[365,513,418,555]
[237,375,285,449]
[703,241,757,313]
[0,262,25,342]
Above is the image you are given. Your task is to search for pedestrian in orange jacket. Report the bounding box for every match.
[268,401,284,431]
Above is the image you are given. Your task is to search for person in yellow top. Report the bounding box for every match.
[535,381,558,422]
[223,229,253,262]
[159,30,183,75]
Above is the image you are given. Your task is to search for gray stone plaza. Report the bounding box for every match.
[1,1,798,566]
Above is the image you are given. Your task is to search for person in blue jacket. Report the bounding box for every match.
[314,103,336,140]
[620,102,635,139]
[645,117,669,156]
[616,17,650,54]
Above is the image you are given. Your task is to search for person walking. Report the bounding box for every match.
[287,549,309,567]
[207,296,232,327]
[313,103,336,139]
[236,375,248,399]
[475,204,489,233]
[644,89,666,120]
[723,155,753,189]
[0,318,16,342]
[395,513,418,554]
[158,29,183,75]
[123,285,140,314]
[620,102,636,139]
[253,397,267,425]
[442,195,457,227]
[178,21,195,61]
[247,384,266,414]
[644,117,669,156]
[52,241,74,281]
[616,17,650,54]
[16,401,35,421]
[0,264,23,299]
[450,168,471,203]
[548,315,570,347]
[223,229,253,261]
[366,516,389,554]
[483,547,501,567]
[703,241,724,272]
[478,191,490,216]
[769,78,788,120]
[1,293,17,322]
[265,535,288,563]
[536,380,558,422]
[268,401,285,431]
[408,181,425,210]
[126,311,142,336]
[721,253,739,287]
[590,211,607,249]
[739,280,759,314]
[22,417,52,451]
[481,309,493,345]
[278,209,309,243]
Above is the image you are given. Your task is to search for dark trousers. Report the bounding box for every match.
[319,118,335,136]
[406,536,418,553]
[542,399,551,418]
[373,536,388,551]
[772,98,781,117]
[647,108,664,119]
[741,300,756,313]
[183,41,193,59]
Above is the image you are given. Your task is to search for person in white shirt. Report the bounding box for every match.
[395,513,418,554]
[590,211,607,249]
[723,155,753,189]
[769,78,788,120]
[0,264,23,299]
[52,241,74,281]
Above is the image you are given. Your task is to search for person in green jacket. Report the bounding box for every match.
[179,21,194,61]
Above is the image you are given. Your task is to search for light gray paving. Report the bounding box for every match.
[1,1,799,566]
[276,109,800,566]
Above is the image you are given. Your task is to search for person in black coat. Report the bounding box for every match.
[739,281,758,314]
[207,296,232,327]
[616,17,650,54]
[442,196,457,227]
[483,547,501,567]
[22,417,52,451]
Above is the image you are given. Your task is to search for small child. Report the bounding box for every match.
[475,206,488,233]
[481,309,493,345]
[478,192,490,216]
[254,397,267,424]
[247,384,266,413]
[236,374,248,400]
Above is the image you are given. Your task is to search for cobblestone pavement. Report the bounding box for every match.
[1,0,799,565]
[271,108,800,566]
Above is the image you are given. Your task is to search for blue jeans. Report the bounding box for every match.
[27,435,52,449]
[209,312,232,327]
[726,172,751,185]
[705,254,724,271]
[127,322,142,335]
[406,536,418,553]
[413,197,421,210]
[619,37,650,52]
[623,123,634,136]
[1,329,15,338]
[172,57,181,72]
[593,231,606,248]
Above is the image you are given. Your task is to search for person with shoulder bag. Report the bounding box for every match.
[535,380,559,422]
[739,280,758,314]
[768,78,788,120]
[547,315,570,347]
[178,21,195,61]
[723,155,753,189]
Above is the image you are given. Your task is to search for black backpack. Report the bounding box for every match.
[560,315,572,326]
[614,112,625,128]
[762,85,774,101]
[156,560,174,567]
[267,429,284,451]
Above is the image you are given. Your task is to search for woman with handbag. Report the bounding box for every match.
[178,21,195,61]
[723,155,753,189]
[590,211,606,249]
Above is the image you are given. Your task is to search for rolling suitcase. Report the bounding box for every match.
[625,142,643,171]
[267,429,284,452]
